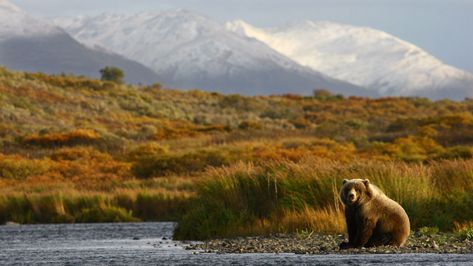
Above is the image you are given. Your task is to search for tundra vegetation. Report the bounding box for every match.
[0,67,473,240]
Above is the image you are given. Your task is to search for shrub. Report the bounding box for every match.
[126,143,168,161]
[100,66,124,84]
[219,94,262,111]
[238,120,263,130]
[132,149,233,178]
[454,221,473,240]
[0,155,51,180]
[313,89,343,101]
[313,89,332,99]
[23,129,100,147]
[435,147,473,160]
[291,117,313,129]
[418,226,439,236]
[51,147,109,161]
[24,72,116,90]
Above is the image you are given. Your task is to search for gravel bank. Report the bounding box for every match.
[188,232,473,254]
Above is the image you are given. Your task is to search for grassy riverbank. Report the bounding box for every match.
[174,159,473,240]
[1,67,473,240]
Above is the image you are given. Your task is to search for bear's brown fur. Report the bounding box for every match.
[339,179,410,249]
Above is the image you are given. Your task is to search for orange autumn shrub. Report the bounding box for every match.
[0,153,52,180]
[23,129,100,147]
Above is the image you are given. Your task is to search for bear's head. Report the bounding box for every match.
[339,179,373,206]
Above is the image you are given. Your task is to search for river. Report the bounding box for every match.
[1,222,472,265]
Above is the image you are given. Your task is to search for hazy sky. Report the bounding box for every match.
[12,0,473,73]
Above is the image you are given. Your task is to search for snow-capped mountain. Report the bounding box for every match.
[0,0,62,41]
[55,10,367,95]
[0,0,161,84]
[227,20,473,100]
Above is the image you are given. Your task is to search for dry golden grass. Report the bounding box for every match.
[175,159,473,240]
[281,206,346,234]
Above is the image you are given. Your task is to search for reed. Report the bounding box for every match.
[0,188,192,224]
[174,159,473,240]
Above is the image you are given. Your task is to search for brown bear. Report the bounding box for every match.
[339,179,410,249]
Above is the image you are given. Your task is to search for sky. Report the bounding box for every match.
[11,0,473,74]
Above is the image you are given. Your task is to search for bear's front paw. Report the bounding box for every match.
[339,242,351,250]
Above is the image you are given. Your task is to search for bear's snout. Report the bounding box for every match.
[347,188,357,203]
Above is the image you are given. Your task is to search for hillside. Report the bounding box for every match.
[3,67,473,149]
[1,68,473,239]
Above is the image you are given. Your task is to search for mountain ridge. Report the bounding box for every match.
[227,20,473,99]
[55,9,369,96]
[0,0,63,40]
[0,0,162,85]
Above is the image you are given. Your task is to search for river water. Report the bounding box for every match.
[1,222,472,265]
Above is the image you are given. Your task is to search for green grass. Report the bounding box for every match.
[0,191,191,224]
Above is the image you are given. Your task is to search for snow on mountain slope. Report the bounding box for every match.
[227,20,473,100]
[0,0,62,40]
[0,0,161,84]
[55,10,368,96]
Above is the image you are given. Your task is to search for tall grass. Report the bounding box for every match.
[0,189,193,224]
[174,159,473,240]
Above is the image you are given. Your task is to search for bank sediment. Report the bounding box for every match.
[188,233,473,254]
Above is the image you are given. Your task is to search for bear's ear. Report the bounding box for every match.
[343,179,348,185]
[363,179,373,197]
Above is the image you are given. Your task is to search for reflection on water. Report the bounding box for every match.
[1,222,472,265]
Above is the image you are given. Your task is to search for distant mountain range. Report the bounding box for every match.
[1,0,472,99]
[53,10,473,99]
[54,10,365,96]
[227,20,473,100]
[0,0,161,84]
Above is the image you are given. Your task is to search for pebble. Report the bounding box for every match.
[189,232,473,255]
[5,222,20,226]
